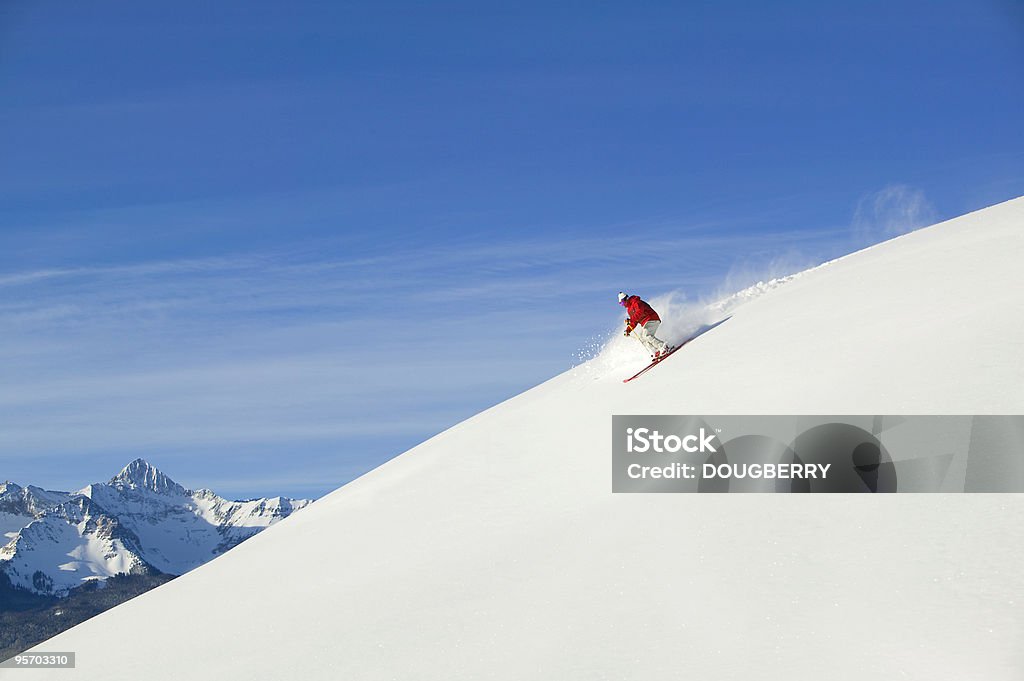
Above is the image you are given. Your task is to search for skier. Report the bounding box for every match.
[619,292,672,359]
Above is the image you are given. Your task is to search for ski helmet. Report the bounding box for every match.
[617,292,628,304]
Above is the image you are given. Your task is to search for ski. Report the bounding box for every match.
[622,338,691,383]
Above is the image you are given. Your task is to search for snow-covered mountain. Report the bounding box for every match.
[0,483,71,543]
[0,495,154,595]
[0,459,312,596]
[1,484,80,592]
[20,197,1024,680]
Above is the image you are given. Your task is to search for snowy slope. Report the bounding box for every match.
[16,197,1024,680]
[0,515,29,543]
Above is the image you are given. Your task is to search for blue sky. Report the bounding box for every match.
[2,1,1022,498]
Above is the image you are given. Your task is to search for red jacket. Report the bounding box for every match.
[624,295,660,328]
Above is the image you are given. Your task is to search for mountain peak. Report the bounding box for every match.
[110,459,186,495]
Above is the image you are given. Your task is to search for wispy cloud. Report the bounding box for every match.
[0,222,847,496]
